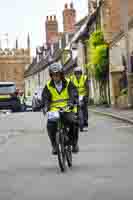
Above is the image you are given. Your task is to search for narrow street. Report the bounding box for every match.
[0,111,133,199]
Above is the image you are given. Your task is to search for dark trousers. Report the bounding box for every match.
[83,98,88,123]
[78,97,88,129]
[47,112,79,148]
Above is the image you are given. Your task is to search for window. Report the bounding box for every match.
[0,83,16,94]
[28,80,30,88]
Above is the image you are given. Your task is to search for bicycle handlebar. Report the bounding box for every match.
[53,105,72,112]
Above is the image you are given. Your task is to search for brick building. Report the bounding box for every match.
[63,3,76,33]
[0,35,31,91]
[45,3,76,46]
[95,0,133,107]
[45,15,59,45]
[100,0,133,42]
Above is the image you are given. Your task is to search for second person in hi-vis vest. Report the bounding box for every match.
[70,66,89,131]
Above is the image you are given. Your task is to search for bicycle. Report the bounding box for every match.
[47,106,73,172]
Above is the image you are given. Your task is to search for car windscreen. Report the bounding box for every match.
[0,84,16,94]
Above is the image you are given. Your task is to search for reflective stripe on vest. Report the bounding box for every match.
[71,75,87,96]
[51,98,68,103]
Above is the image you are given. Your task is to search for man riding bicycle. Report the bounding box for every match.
[70,66,89,131]
[41,62,79,155]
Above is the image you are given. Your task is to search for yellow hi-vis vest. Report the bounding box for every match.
[19,95,24,104]
[71,74,87,96]
[47,80,77,112]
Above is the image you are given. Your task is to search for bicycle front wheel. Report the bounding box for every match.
[66,145,72,168]
[56,131,66,172]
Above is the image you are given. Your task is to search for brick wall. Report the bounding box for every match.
[45,15,59,45]
[103,0,133,43]
[63,3,76,33]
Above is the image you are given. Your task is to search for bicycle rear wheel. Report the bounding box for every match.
[56,131,66,172]
[66,145,72,167]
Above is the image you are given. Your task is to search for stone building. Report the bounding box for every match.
[86,0,133,107]
[101,0,133,107]
[0,35,31,91]
[100,0,133,43]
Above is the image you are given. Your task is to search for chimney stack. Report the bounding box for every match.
[63,2,76,33]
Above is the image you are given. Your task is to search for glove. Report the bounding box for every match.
[68,103,74,110]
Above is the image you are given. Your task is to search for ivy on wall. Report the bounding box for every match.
[86,30,109,104]
[87,30,109,81]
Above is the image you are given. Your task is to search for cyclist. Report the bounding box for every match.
[19,90,26,111]
[70,66,89,131]
[41,62,79,155]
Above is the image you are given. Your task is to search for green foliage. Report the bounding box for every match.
[61,50,71,65]
[27,90,31,96]
[89,30,104,47]
[90,44,108,65]
[120,88,128,96]
[84,63,95,75]
[97,96,108,105]
[86,30,109,81]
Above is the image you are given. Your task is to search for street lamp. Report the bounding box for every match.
[121,0,133,107]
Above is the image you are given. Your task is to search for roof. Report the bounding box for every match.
[67,3,102,45]
[75,16,88,28]
[24,48,63,78]
[63,58,77,74]
[73,11,99,43]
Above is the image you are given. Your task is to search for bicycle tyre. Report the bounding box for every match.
[56,131,66,172]
[66,145,72,168]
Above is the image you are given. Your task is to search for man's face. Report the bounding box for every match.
[75,71,82,79]
[51,72,61,83]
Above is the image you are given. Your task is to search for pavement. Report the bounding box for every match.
[1,112,133,199]
[88,105,133,124]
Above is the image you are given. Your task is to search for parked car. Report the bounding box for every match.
[0,82,21,112]
[32,87,43,111]
[24,96,32,111]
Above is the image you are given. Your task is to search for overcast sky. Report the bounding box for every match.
[0,0,88,55]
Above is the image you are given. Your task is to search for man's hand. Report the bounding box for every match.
[68,103,74,110]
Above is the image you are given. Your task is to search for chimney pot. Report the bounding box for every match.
[70,2,73,9]
[65,3,68,9]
